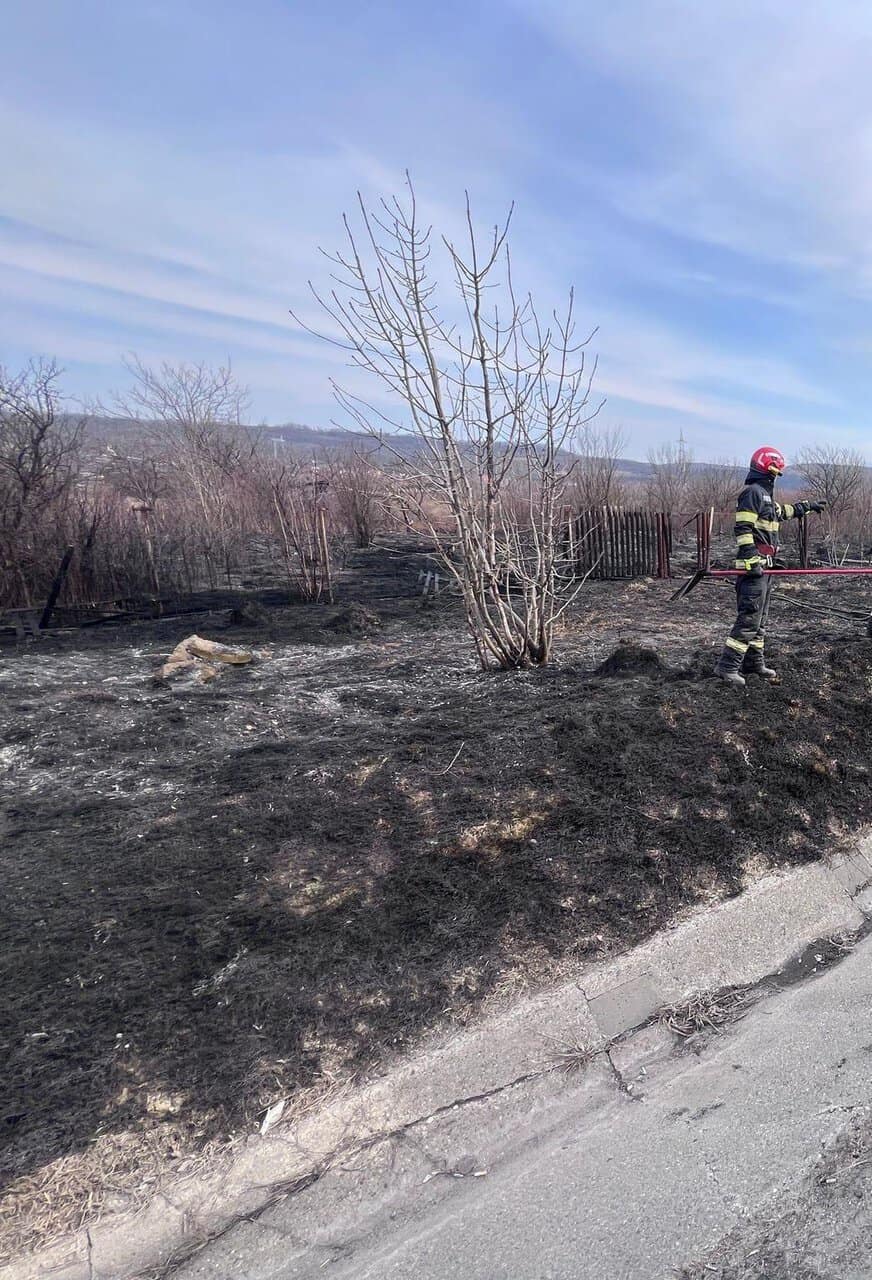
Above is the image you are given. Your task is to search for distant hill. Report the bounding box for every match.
[262,423,664,476]
[263,421,426,461]
[79,415,645,470]
[78,415,811,486]
[77,414,151,442]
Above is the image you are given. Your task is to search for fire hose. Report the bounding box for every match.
[671,566,872,634]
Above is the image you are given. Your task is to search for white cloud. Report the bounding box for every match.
[521,1,872,284]
[1,21,868,457]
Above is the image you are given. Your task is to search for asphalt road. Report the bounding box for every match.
[175,933,872,1280]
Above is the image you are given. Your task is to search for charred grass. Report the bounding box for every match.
[1,558,871,1257]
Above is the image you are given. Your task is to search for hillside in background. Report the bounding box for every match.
[77,416,868,497]
[79,414,657,477]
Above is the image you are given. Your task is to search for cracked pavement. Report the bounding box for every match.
[171,933,872,1279]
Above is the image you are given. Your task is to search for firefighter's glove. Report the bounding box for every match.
[772,558,788,570]
[808,501,827,514]
[747,561,764,577]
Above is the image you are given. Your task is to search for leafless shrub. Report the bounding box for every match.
[298,181,602,668]
[687,458,746,516]
[0,359,83,607]
[246,456,334,601]
[569,424,628,509]
[109,354,249,442]
[1,356,346,612]
[795,444,868,558]
[853,474,872,558]
[106,357,258,590]
[325,448,385,548]
[795,444,865,518]
[645,438,694,512]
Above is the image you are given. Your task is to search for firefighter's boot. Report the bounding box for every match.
[714,643,746,688]
[742,646,777,681]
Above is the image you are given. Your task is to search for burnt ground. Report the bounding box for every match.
[2,541,872,1260]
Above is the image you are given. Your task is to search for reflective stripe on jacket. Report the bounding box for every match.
[734,468,812,571]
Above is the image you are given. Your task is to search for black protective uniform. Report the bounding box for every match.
[715,466,817,678]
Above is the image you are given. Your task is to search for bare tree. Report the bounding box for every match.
[795,445,866,549]
[297,183,601,668]
[687,458,745,515]
[645,438,694,512]
[570,424,627,509]
[107,357,255,588]
[109,355,249,447]
[0,359,82,606]
[247,455,333,601]
[326,448,385,547]
[854,473,872,559]
[103,446,172,505]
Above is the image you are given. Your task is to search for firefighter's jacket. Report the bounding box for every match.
[734,467,814,571]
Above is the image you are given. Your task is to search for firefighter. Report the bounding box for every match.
[714,446,826,687]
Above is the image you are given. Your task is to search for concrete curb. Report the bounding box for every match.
[8,833,872,1280]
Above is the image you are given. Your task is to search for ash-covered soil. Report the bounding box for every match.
[2,543,871,1258]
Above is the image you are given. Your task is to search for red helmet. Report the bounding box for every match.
[750,446,786,476]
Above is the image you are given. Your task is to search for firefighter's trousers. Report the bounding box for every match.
[717,572,773,673]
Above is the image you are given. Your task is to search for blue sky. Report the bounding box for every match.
[2,0,872,460]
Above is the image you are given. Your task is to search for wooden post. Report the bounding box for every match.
[660,512,670,578]
[705,507,714,572]
[583,510,593,576]
[601,504,609,581]
[317,508,334,604]
[799,515,810,568]
[664,513,671,577]
[143,523,161,615]
[655,514,667,578]
[563,506,575,569]
[39,544,74,630]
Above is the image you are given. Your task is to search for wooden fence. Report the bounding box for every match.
[567,506,820,582]
[692,509,713,571]
[565,508,672,580]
